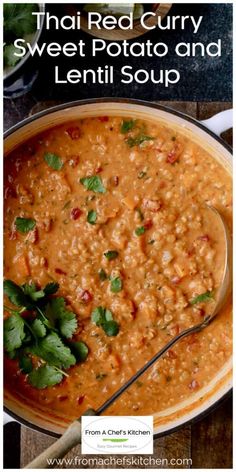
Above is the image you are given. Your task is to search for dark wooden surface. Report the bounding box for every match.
[4,99,232,469]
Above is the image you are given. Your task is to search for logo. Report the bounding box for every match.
[81,416,153,454]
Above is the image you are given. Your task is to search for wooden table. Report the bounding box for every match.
[4,100,232,469]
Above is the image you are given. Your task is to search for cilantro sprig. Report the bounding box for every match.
[4,280,88,389]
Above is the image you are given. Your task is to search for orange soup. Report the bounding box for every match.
[4,116,232,421]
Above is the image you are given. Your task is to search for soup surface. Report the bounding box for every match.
[4,115,232,421]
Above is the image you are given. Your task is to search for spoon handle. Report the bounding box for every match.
[24,409,97,469]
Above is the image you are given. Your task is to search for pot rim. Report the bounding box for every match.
[4,389,232,439]
[4,97,232,439]
[4,98,232,156]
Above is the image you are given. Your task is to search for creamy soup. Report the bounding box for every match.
[4,116,232,421]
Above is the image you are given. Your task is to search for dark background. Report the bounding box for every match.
[33,3,233,101]
[4,3,233,105]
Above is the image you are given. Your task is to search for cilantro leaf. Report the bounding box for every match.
[4,280,27,307]
[80,176,106,193]
[15,217,36,234]
[104,309,113,322]
[91,307,119,337]
[190,291,214,305]
[4,313,25,352]
[28,332,76,369]
[91,306,105,325]
[28,365,63,389]
[44,282,59,295]
[59,310,77,339]
[4,44,20,68]
[126,135,154,148]
[69,341,89,362]
[22,283,45,301]
[4,4,38,38]
[104,250,119,260]
[31,319,47,338]
[121,119,136,134]
[103,320,119,337]
[19,355,33,374]
[135,226,146,236]
[44,152,63,171]
[91,306,113,325]
[87,209,97,225]
[46,298,77,339]
[110,277,123,293]
[98,268,108,281]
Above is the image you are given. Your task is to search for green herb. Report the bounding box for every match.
[110,277,123,293]
[136,208,144,221]
[87,209,97,225]
[3,279,87,389]
[19,355,33,374]
[4,280,58,310]
[121,119,136,134]
[15,217,36,234]
[4,4,38,38]
[46,297,77,339]
[4,312,25,353]
[62,200,71,210]
[138,171,147,179]
[28,365,64,389]
[135,226,146,236]
[44,152,63,171]
[103,320,119,337]
[91,306,112,325]
[4,280,28,307]
[31,319,46,338]
[104,250,119,260]
[44,282,59,295]
[98,269,108,281]
[69,341,89,362]
[190,291,214,305]
[22,283,45,301]
[28,332,76,369]
[4,44,19,67]
[91,306,119,337]
[80,176,106,193]
[126,135,154,148]
[96,373,107,380]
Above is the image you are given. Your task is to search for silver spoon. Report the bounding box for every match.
[25,206,231,469]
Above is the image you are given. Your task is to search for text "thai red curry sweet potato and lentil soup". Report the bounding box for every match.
[4,115,232,421]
